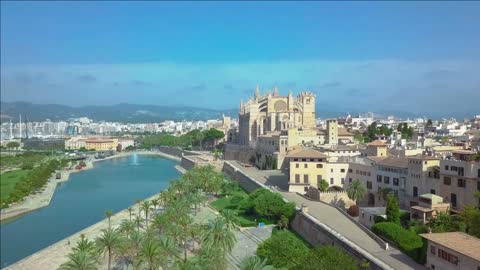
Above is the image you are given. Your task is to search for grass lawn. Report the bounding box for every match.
[0,169,30,201]
[211,188,275,227]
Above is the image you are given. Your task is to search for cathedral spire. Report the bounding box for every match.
[255,85,260,99]
[273,85,279,96]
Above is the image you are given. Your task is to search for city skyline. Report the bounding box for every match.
[1,2,479,117]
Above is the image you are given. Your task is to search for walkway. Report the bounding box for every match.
[230,162,425,270]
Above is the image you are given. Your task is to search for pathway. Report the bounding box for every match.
[230,162,425,270]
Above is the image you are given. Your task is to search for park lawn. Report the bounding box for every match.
[0,153,49,171]
[0,169,30,201]
[211,188,275,227]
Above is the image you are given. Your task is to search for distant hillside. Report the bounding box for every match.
[0,102,238,123]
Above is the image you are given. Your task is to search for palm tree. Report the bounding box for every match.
[137,237,164,270]
[136,199,142,215]
[220,209,238,230]
[202,217,236,257]
[119,220,136,235]
[152,212,170,234]
[347,179,367,205]
[105,209,113,230]
[239,256,276,270]
[134,215,143,232]
[127,207,134,222]
[59,250,98,270]
[141,200,152,229]
[95,228,123,270]
[73,234,97,255]
[151,198,160,212]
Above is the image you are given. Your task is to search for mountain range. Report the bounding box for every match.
[0,102,238,123]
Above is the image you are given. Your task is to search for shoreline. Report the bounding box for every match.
[4,152,186,270]
[0,151,181,222]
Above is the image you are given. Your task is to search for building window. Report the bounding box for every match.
[367,181,372,189]
[331,169,333,173]
[429,189,435,194]
[304,164,308,169]
[349,178,352,183]
[444,177,451,185]
[451,193,457,208]
[330,178,334,184]
[293,158,298,161]
[377,175,382,182]
[317,175,322,183]
[341,169,345,173]
[341,178,345,184]
[430,245,436,255]
[451,166,457,171]
[316,164,322,168]
[445,165,449,170]
[437,248,458,265]
[295,174,300,183]
[393,178,399,186]
[302,158,306,162]
[478,169,480,178]
[384,176,390,184]
[348,169,352,173]
[413,186,418,197]
[304,174,309,184]
[296,163,299,168]
[457,178,465,188]
[310,158,314,162]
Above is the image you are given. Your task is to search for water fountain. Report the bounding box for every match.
[132,152,138,165]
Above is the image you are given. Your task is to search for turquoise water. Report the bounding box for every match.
[0,154,180,268]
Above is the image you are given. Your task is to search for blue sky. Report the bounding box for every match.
[1,1,479,118]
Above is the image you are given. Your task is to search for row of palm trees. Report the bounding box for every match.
[59,165,274,270]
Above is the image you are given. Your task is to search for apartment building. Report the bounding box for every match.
[287,148,328,193]
[405,155,441,207]
[439,150,480,211]
[421,232,480,270]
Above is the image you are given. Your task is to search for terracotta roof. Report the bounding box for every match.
[452,149,477,155]
[368,156,408,168]
[287,148,327,159]
[338,128,354,136]
[420,232,480,261]
[408,154,439,161]
[368,140,387,147]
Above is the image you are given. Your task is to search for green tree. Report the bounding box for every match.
[127,207,133,222]
[105,209,113,230]
[318,179,329,192]
[301,245,358,270]
[141,200,152,229]
[257,230,308,269]
[462,206,480,237]
[6,141,20,150]
[59,250,98,270]
[385,195,400,224]
[95,228,123,270]
[202,217,236,257]
[347,179,367,205]
[137,236,164,270]
[239,255,276,270]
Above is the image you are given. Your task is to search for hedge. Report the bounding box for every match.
[372,222,426,264]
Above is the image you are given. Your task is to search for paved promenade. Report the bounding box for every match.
[231,162,425,270]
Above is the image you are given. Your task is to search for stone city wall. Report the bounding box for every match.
[291,211,393,270]
[222,161,267,192]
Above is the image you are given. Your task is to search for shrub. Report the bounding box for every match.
[372,222,425,263]
[257,230,309,269]
[250,189,296,221]
[347,205,359,217]
[301,245,358,270]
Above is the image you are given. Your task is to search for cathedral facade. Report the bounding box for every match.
[238,85,316,146]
